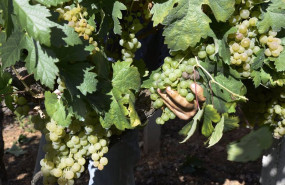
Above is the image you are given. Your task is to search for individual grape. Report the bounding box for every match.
[161,113,170,122]
[206,44,215,55]
[198,51,207,59]
[156,117,165,125]
[240,9,250,19]
[179,89,188,97]
[100,157,108,165]
[238,24,247,34]
[259,35,268,44]
[241,38,250,48]
[186,93,194,102]
[65,171,74,180]
[264,49,272,57]
[232,43,240,51]
[71,163,81,172]
[92,153,100,161]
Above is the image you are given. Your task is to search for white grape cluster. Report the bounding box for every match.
[228,7,260,78]
[228,1,284,78]
[149,56,199,124]
[263,92,285,139]
[57,5,99,52]
[119,33,141,63]
[40,115,111,185]
[119,10,144,63]
[260,31,283,58]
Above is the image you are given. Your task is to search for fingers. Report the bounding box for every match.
[162,98,197,120]
[164,87,195,109]
[157,89,188,113]
[190,83,206,102]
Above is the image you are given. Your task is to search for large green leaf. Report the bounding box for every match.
[162,0,212,51]
[151,0,179,26]
[0,30,26,69]
[208,115,224,147]
[161,0,235,51]
[223,114,239,132]
[227,126,273,162]
[101,61,141,130]
[207,0,235,22]
[34,0,71,7]
[112,1,126,35]
[257,0,285,33]
[45,91,72,127]
[76,67,98,96]
[13,0,55,46]
[25,38,59,89]
[202,105,221,137]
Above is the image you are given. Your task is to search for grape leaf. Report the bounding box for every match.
[34,0,71,7]
[54,45,90,62]
[25,38,59,89]
[251,49,265,70]
[223,114,239,132]
[227,126,273,162]
[59,62,90,97]
[112,61,141,92]
[51,24,83,47]
[162,0,213,51]
[210,74,246,113]
[207,0,236,22]
[101,61,141,130]
[202,105,221,137]
[13,0,55,46]
[219,27,238,65]
[180,108,204,143]
[76,67,98,96]
[0,0,13,37]
[162,0,235,51]
[257,1,285,33]
[274,50,285,72]
[92,51,110,79]
[44,91,72,127]
[151,0,179,26]
[251,71,261,88]
[112,1,126,35]
[208,115,224,147]
[0,30,26,69]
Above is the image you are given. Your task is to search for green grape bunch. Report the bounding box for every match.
[149,56,200,125]
[227,1,284,78]
[38,112,111,185]
[13,96,30,116]
[263,92,285,139]
[57,5,99,53]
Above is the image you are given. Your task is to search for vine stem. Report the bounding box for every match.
[12,66,36,96]
[194,57,248,101]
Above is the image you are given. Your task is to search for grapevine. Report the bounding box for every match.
[0,0,285,184]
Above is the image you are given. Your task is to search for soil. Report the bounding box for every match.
[1,115,261,185]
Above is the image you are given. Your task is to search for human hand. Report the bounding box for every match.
[157,83,206,120]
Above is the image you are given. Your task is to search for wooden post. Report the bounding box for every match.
[260,138,285,185]
[0,106,7,183]
[143,110,162,154]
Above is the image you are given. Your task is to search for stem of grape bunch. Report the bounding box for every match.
[194,57,248,101]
